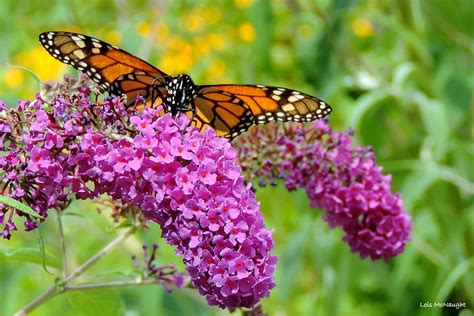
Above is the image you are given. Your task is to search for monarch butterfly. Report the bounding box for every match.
[39,31,332,139]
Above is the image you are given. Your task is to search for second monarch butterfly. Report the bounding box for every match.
[39,31,332,140]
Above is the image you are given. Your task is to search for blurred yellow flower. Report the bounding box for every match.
[14,46,65,81]
[202,7,222,24]
[351,18,374,38]
[137,21,151,37]
[167,36,188,51]
[105,30,121,45]
[160,39,194,74]
[207,33,226,51]
[186,13,204,33]
[207,58,226,79]
[234,0,252,9]
[194,36,212,56]
[4,67,24,88]
[239,22,256,43]
[156,22,170,39]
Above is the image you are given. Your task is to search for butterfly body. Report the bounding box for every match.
[162,74,198,115]
[39,31,332,139]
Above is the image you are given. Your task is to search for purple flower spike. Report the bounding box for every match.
[0,89,276,309]
[234,121,412,261]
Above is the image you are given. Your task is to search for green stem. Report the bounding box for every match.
[57,210,68,280]
[14,225,138,316]
[65,279,166,291]
[65,225,137,283]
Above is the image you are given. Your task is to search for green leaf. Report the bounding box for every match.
[400,168,438,211]
[393,62,416,86]
[348,89,391,130]
[65,289,123,316]
[36,222,54,275]
[274,214,312,299]
[0,196,44,219]
[435,258,474,302]
[0,247,60,268]
[413,94,450,158]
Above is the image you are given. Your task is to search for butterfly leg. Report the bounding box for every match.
[171,106,196,127]
[174,104,197,129]
[187,107,197,129]
[150,80,162,108]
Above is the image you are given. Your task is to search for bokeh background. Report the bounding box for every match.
[0,0,472,315]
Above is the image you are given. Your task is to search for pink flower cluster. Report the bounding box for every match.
[234,121,412,261]
[0,90,276,309]
[1,77,413,309]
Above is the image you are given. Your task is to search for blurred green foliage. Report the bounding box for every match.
[0,0,472,315]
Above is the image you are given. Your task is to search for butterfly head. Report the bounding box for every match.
[164,74,198,115]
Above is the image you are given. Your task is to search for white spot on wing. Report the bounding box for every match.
[287,95,300,102]
[282,103,295,112]
[73,49,86,59]
[76,40,86,48]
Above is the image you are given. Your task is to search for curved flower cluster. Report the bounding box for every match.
[0,89,276,309]
[234,121,412,261]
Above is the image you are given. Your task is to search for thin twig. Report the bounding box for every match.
[65,225,138,283]
[14,224,138,315]
[65,279,166,291]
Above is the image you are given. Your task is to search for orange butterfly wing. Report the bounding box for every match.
[189,87,254,138]
[109,72,168,109]
[190,85,332,139]
[39,31,167,94]
[40,32,333,140]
